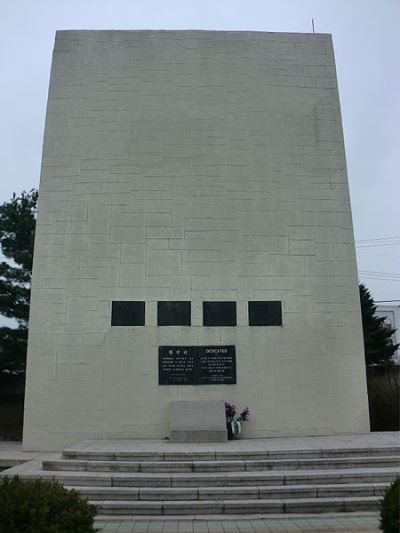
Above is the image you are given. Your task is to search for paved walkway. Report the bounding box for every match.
[94,514,380,532]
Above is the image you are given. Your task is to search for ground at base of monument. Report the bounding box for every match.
[1,430,399,477]
[94,512,380,532]
[1,431,399,456]
[62,431,400,453]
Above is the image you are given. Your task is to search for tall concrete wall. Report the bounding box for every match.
[23,31,370,451]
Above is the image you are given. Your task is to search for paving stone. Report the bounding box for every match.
[163,501,224,515]
[224,500,284,514]
[140,488,198,501]
[198,488,259,501]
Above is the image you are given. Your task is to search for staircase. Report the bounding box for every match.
[35,443,400,518]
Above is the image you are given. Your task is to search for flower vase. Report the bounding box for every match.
[226,422,234,440]
[231,420,241,439]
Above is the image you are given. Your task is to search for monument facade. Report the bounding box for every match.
[23,30,370,450]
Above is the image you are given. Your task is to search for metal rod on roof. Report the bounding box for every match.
[312,18,315,33]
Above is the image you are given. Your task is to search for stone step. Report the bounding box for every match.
[42,455,400,473]
[71,482,388,501]
[32,466,399,488]
[91,496,381,515]
[62,446,400,462]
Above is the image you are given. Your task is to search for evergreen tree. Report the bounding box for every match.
[0,189,38,373]
[359,283,399,367]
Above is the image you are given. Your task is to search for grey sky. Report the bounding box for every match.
[1,0,399,302]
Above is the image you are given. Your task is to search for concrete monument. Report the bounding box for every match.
[23,30,370,451]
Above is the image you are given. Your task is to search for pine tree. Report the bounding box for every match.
[0,190,38,373]
[359,283,399,367]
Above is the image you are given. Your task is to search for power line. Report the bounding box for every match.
[359,278,400,281]
[356,243,400,248]
[375,300,400,303]
[358,270,400,281]
[356,236,400,243]
[358,270,400,278]
[359,277,400,282]
[357,250,400,257]
[361,277,400,279]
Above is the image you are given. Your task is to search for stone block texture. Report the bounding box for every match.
[23,30,370,450]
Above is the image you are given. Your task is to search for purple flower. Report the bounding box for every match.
[224,402,236,419]
[225,402,250,424]
[239,407,250,422]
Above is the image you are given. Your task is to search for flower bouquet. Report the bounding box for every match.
[224,402,250,440]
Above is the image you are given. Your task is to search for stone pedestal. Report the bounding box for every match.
[169,400,227,442]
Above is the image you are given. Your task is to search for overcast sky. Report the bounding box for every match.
[1,0,399,303]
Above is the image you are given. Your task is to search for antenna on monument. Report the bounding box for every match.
[312,18,315,33]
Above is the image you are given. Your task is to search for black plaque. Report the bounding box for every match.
[111,301,145,326]
[198,346,236,384]
[203,302,237,326]
[248,301,282,326]
[157,301,191,326]
[159,345,236,385]
[159,346,196,385]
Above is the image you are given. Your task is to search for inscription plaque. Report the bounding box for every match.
[198,346,236,384]
[159,346,236,385]
[158,347,196,385]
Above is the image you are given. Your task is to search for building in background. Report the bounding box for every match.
[375,305,400,364]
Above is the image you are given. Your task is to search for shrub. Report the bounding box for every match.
[0,476,97,533]
[380,477,400,533]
